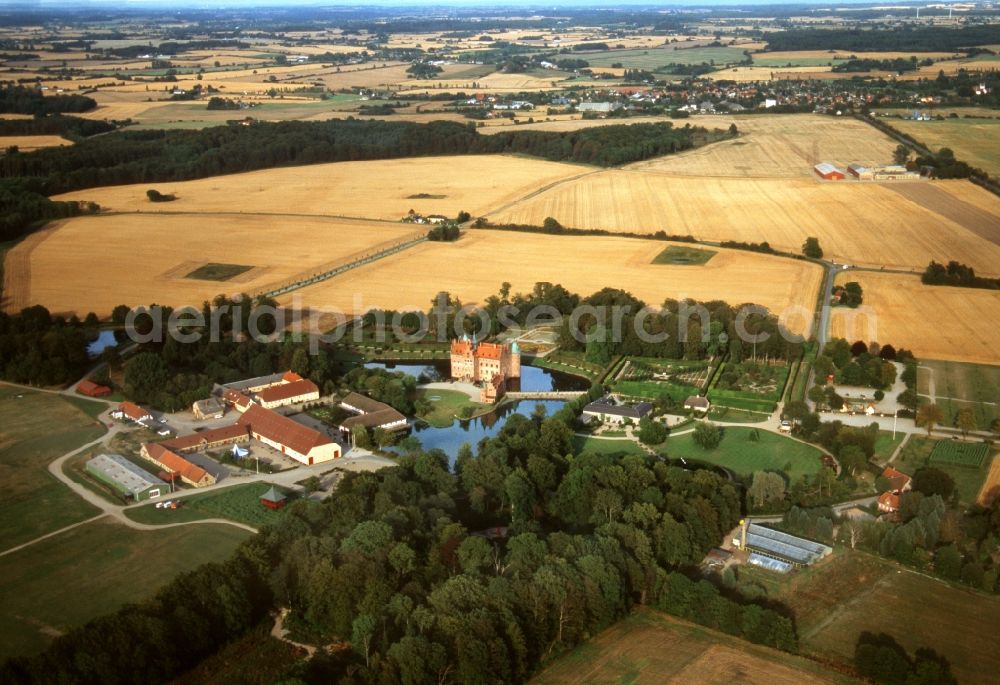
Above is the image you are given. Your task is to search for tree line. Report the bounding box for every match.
[0,85,97,115]
[922,260,1000,290]
[763,25,1000,52]
[0,114,115,139]
[2,407,798,683]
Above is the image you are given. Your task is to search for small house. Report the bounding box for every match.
[77,379,112,398]
[683,396,711,413]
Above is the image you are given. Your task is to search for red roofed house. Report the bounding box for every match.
[223,389,254,413]
[161,423,249,454]
[878,491,900,514]
[882,467,912,493]
[141,442,216,488]
[77,379,112,398]
[257,378,320,410]
[116,401,152,424]
[449,336,521,403]
[238,404,340,465]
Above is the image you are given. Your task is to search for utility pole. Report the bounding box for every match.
[892,408,898,440]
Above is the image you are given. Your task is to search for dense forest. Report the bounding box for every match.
[2,407,801,684]
[763,25,1000,52]
[0,305,95,386]
[0,114,115,139]
[831,57,925,73]
[0,85,97,115]
[0,116,709,241]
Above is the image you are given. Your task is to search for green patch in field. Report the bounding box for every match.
[415,388,492,428]
[929,440,989,467]
[185,262,254,282]
[124,482,301,528]
[406,193,447,199]
[0,519,249,661]
[916,360,1000,431]
[652,245,716,266]
[895,436,989,503]
[663,426,823,482]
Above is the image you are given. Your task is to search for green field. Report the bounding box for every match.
[892,116,1000,176]
[916,360,1000,432]
[663,426,823,482]
[0,387,106,550]
[124,482,299,528]
[894,436,991,504]
[872,431,905,464]
[415,388,492,428]
[706,406,770,423]
[755,551,1000,685]
[533,607,859,685]
[185,262,253,281]
[929,440,989,467]
[581,46,748,69]
[751,55,838,67]
[612,358,709,402]
[0,519,250,660]
[652,245,717,265]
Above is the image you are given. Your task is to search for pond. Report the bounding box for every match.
[404,399,568,460]
[87,330,118,358]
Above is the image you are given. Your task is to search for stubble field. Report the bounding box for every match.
[532,608,859,685]
[491,171,1000,274]
[828,271,1000,364]
[627,114,898,177]
[2,214,424,316]
[0,135,71,151]
[54,155,590,222]
[282,231,823,336]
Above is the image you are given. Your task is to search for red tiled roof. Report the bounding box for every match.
[882,467,911,492]
[238,404,332,456]
[476,342,503,359]
[161,423,249,452]
[258,378,319,404]
[119,401,151,421]
[878,491,900,511]
[77,379,111,397]
[281,371,304,383]
[223,389,252,408]
[450,340,472,355]
[144,443,211,484]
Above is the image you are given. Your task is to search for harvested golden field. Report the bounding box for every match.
[532,608,858,685]
[0,135,70,151]
[891,117,1000,176]
[399,70,571,94]
[2,214,423,317]
[282,231,823,336]
[628,114,897,177]
[828,271,1000,365]
[491,171,1000,275]
[54,155,589,222]
[706,65,833,81]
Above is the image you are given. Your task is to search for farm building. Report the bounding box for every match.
[115,401,153,424]
[192,397,225,420]
[86,454,167,501]
[256,378,320,409]
[582,396,653,425]
[218,370,303,395]
[77,379,112,398]
[881,466,912,493]
[141,442,217,488]
[223,389,254,413]
[872,165,921,181]
[847,163,874,181]
[683,396,711,413]
[161,423,250,454]
[813,162,845,180]
[238,404,340,465]
[339,392,408,434]
[735,522,832,571]
[260,486,287,510]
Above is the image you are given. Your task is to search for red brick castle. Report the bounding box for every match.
[450,335,521,403]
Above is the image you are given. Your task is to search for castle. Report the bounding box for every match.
[450,336,521,403]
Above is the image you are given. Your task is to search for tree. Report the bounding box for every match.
[893,143,910,166]
[955,407,976,438]
[912,467,954,500]
[123,352,169,403]
[915,403,944,437]
[802,236,823,259]
[637,417,667,445]
[748,471,785,509]
[692,422,722,450]
[728,123,738,136]
[542,216,563,232]
[839,444,868,476]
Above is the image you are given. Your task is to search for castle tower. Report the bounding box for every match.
[509,341,521,378]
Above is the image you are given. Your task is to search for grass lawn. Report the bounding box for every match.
[706,406,770,423]
[415,388,492,428]
[0,519,250,661]
[872,431,905,464]
[571,435,647,457]
[663,426,823,482]
[0,387,107,550]
[534,607,859,685]
[652,245,716,265]
[892,117,1000,176]
[759,550,1000,685]
[124,482,301,528]
[185,262,253,281]
[893,436,990,504]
